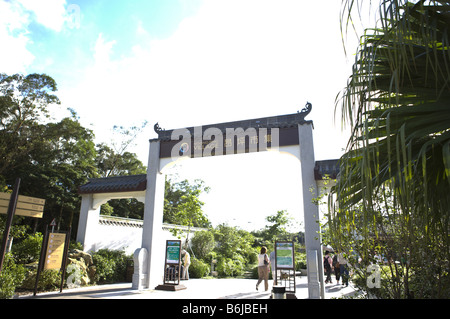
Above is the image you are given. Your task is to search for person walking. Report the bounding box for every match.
[338,252,349,287]
[323,251,333,284]
[181,249,191,280]
[332,252,340,284]
[256,246,270,291]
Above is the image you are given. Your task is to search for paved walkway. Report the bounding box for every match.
[20,276,359,299]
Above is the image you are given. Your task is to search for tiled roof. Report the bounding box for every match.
[78,174,147,194]
[152,106,313,142]
[314,159,340,180]
[79,159,338,195]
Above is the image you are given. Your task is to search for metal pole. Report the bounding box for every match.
[34,226,49,296]
[0,178,20,274]
[59,227,71,293]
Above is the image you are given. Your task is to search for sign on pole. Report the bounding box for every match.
[0,178,20,274]
[274,241,297,295]
[0,179,46,277]
[0,192,45,218]
[155,240,186,291]
[166,240,181,265]
[44,233,66,270]
[34,226,71,296]
[275,241,295,269]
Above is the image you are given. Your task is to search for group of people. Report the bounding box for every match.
[323,250,349,286]
[256,247,350,292]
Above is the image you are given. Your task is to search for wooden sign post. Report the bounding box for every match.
[0,178,46,274]
[0,178,20,274]
[34,225,71,296]
[0,192,45,218]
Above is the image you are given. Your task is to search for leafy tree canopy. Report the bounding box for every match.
[163,177,211,228]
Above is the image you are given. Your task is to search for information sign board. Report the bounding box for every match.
[275,241,295,269]
[44,233,66,270]
[166,240,181,264]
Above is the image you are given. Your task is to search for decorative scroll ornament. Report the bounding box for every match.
[299,102,312,116]
[154,122,164,134]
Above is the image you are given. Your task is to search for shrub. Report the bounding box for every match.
[188,258,210,278]
[91,249,130,284]
[0,253,26,299]
[11,232,43,264]
[216,256,245,277]
[21,269,61,291]
[245,249,258,265]
[191,230,215,260]
[295,252,307,270]
[69,241,84,251]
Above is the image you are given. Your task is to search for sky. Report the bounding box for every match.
[0,0,370,231]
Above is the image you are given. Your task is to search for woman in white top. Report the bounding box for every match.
[256,246,270,291]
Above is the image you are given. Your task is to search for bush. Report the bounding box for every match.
[91,249,130,284]
[188,258,210,278]
[295,252,307,270]
[191,230,215,260]
[11,232,43,264]
[0,253,26,299]
[69,241,83,251]
[216,256,245,277]
[21,269,61,292]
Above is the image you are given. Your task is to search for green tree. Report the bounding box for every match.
[212,224,256,277]
[0,73,98,233]
[331,0,450,298]
[264,210,294,241]
[163,177,211,228]
[95,142,147,220]
[213,224,255,260]
[8,114,98,232]
[190,230,215,260]
[252,210,297,244]
[0,73,60,181]
[95,143,146,178]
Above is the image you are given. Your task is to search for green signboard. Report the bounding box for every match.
[166,240,181,264]
[275,241,295,269]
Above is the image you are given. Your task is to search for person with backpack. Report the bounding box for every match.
[323,250,333,284]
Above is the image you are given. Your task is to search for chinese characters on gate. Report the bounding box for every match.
[169,126,280,160]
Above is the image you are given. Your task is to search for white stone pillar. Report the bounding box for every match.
[298,123,324,299]
[306,250,321,298]
[76,194,100,252]
[132,248,148,290]
[140,140,166,289]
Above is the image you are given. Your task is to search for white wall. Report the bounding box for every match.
[88,215,202,255]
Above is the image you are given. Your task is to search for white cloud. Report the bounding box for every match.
[61,0,352,163]
[0,0,74,74]
[18,0,68,32]
[55,1,353,231]
[0,1,34,73]
[93,33,117,70]
[0,0,358,230]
